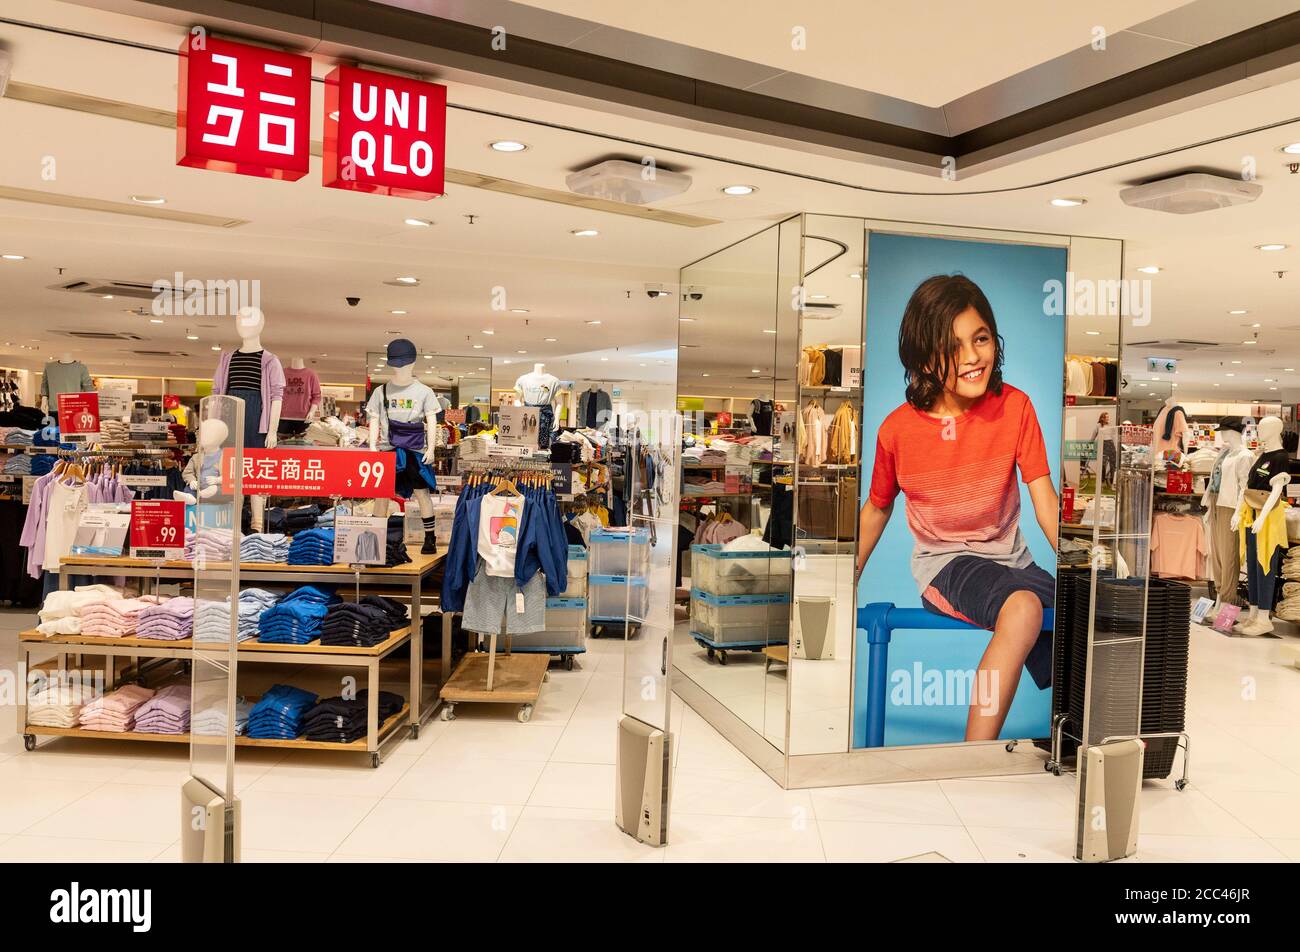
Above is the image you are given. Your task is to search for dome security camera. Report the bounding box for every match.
[644,283,671,300]
[685,285,705,301]
[346,297,361,307]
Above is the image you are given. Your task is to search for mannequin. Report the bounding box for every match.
[175,418,229,504]
[367,338,439,554]
[1203,417,1252,621]
[40,352,93,416]
[279,356,322,441]
[1151,396,1189,459]
[577,381,612,430]
[513,363,562,448]
[211,306,285,532]
[1231,415,1291,635]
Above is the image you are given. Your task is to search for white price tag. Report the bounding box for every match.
[515,591,525,615]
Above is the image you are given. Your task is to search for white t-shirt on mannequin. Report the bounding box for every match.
[514,371,559,406]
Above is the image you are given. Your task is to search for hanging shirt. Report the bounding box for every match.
[478,492,526,577]
[281,367,322,420]
[41,361,94,404]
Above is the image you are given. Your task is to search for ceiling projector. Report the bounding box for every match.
[566,160,692,205]
[1119,172,1261,214]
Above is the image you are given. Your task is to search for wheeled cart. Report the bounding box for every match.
[440,649,550,723]
[690,630,770,665]
[505,597,587,669]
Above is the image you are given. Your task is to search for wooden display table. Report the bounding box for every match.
[439,651,550,723]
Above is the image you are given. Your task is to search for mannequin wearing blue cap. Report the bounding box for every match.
[367,338,440,553]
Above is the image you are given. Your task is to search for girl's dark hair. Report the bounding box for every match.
[898,274,1004,410]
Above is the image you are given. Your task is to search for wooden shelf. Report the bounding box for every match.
[22,626,413,658]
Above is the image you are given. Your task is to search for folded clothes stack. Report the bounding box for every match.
[266,504,321,535]
[5,428,35,446]
[320,595,408,647]
[136,597,194,641]
[239,532,290,564]
[4,454,32,475]
[78,683,155,732]
[30,454,56,477]
[133,684,191,735]
[79,596,162,637]
[385,515,412,567]
[246,684,318,739]
[257,584,339,644]
[27,677,98,728]
[37,584,124,635]
[193,588,281,643]
[316,507,336,527]
[34,425,63,447]
[287,527,336,566]
[99,420,131,443]
[185,526,234,562]
[191,697,252,736]
[302,690,404,743]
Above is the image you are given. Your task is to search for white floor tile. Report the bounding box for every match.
[25,783,177,843]
[549,717,617,765]
[965,825,1077,862]
[424,721,563,763]
[0,834,169,862]
[810,780,962,826]
[672,767,814,820]
[1137,787,1255,838]
[665,814,826,863]
[388,755,545,805]
[819,820,984,863]
[244,752,419,798]
[238,788,380,853]
[1187,787,1300,839]
[335,799,519,861]
[528,762,616,811]
[939,777,1076,831]
[499,806,663,862]
[1134,834,1289,863]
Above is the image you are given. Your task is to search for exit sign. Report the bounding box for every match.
[1147,356,1177,373]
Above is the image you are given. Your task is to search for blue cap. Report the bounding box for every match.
[386,338,417,367]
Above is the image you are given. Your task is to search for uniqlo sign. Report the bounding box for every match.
[323,65,446,199]
[177,35,311,181]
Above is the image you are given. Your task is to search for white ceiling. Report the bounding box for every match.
[510,0,1192,106]
[2,0,1300,406]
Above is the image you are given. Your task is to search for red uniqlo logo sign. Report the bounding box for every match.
[222,449,397,498]
[323,65,447,199]
[177,35,311,181]
[57,392,100,436]
[130,500,186,559]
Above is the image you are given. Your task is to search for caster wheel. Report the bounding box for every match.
[543,672,550,683]
[718,651,728,666]
[23,734,35,751]
[410,724,421,740]
[370,753,380,769]
[706,647,715,661]
[440,705,456,722]
[517,705,533,723]
[1044,761,1055,773]
[1175,779,1188,791]
[1005,741,1017,753]
[564,656,575,671]
[1051,765,1062,777]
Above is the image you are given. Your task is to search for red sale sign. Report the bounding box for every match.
[130,500,186,560]
[57,392,100,436]
[222,449,397,498]
[177,35,311,181]
[323,65,447,199]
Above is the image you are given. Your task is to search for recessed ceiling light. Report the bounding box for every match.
[762,329,776,334]
[404,218,432,227]
[571,229,599,237]
[679,317,695,322]
[585,320,601,325]
[516,350,527,354]
[394,276,420,285]
[1257,243,1287,252]
[149,318,164,324]
[130,195,166,205]
[391,310,407,315]
[639,363,647,367]
[490,140,527,153]
[482,329,494,335]
[472,344,484,349]
[721,185,756,196]
[1226,309,1248,315]
[1,254,25,261]
[1286,368,1296,372]
[423,354,433,359]
[1226,373,1235,377]
[1050,197,1085,207]
[510,308,529,314]
[1282,143,1300,155]
[211,345,221,351]
[1265,378,1276,382]
[1251,322,1261,328]
[102,295,113,300]
[1138,383,1147,387]
[503,359,511,365]
[478,367,486,371]
[1085,330,1101,336]
[1214,383,1220,387]
[186,333,199,341]
[544,337,557,342]
[1243,340,1257,345]
[751,369,761,373]
[849,272,861,279]
[319,353,327,357]
[1231,360,1242,364]
[1137,266,1161,274]
[1271,387,1279,391]
[600,357,608,362]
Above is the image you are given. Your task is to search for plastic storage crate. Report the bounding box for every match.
[509,598,587,667]
[562,546,587,597]
[588,528,651,578]
[690,589,791,646]
[691,544,792,596]
[589,574,649,623]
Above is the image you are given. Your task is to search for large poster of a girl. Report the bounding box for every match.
[854,234,1066,748]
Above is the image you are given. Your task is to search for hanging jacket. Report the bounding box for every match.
[827,401,859,464]
[440,481,489,612]
[577,389,613,428]
[513,484,568,595]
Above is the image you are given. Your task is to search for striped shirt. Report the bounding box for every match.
[868,384,1050,594]
[227,350,263,391]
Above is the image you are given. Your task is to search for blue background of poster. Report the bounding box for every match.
[853,233,1067,748]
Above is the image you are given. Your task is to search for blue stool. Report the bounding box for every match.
[856,602,1055,748]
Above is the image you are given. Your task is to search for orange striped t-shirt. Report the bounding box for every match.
[868,384,1050,593]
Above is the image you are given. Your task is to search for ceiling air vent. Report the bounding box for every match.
[800,302,842,320]
[50,279,184,302]
[61,330,145,341]
[1126,339,1219,350]
[131,350,191,358]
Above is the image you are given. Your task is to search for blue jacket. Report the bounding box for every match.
[440,481,488,612]
[514,485,567,596]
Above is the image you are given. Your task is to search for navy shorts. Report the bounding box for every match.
[921,555,1055,690]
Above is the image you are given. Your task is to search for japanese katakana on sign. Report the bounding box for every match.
[323,65,447,199]
[221,449,396,498]
[177,34,312,181]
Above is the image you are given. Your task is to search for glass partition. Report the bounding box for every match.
[189,394,245,827]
